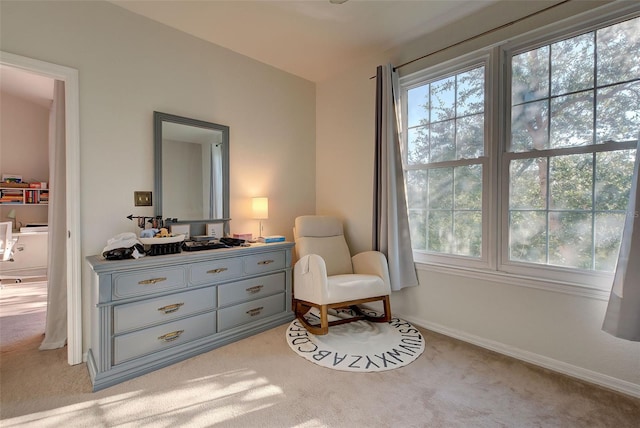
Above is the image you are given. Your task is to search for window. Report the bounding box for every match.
[401,10,639,289]
[405,61,487,261]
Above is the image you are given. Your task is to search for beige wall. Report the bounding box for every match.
[0,90,49,226]
[0,0,316,349]
[316,0,640,395]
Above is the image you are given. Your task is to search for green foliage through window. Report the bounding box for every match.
[403,13,639,277]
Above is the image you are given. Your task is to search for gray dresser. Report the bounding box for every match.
[86,242,294,391]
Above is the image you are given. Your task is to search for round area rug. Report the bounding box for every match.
[285,308,425,372]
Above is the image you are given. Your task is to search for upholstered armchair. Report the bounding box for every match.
[292,215,391,335]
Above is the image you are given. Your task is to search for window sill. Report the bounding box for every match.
[414,261,612,301]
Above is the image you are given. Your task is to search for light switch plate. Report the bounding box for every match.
[134,191,152,206]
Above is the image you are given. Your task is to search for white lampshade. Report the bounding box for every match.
[7,209,16,220]
[252,197,269,220]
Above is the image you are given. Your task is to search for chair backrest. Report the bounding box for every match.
[1,221,15,262]
[294,216,353,276]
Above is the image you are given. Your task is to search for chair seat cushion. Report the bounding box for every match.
[325,274,388,304]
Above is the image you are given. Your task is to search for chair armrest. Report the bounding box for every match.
[294,254,330,303]
[352,251,392,292]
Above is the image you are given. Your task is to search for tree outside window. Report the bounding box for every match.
[403,14,639,280]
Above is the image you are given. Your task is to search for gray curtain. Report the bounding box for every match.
[373,64,418,291]
[602,141,640,341]
[40,80,67,350]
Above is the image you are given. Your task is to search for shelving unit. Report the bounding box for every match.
[0,187,49,205]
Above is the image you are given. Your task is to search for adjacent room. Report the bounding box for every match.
[0,0,638,426]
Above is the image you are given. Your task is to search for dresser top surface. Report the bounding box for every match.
[87,241,294,273]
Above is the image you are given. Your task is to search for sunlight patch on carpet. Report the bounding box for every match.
[285,308,424,372]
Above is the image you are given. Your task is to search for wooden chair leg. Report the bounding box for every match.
[382,295,391,322]
[353,296,391,323]
[319,305,329,335]
[293,299,329,336]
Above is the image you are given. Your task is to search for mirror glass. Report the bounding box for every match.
[154,112,229,222]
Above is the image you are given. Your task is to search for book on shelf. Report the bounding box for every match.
[0,190,23,203]
[257,235,285,243]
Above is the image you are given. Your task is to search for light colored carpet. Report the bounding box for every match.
[0,279,47,350]
[1,282,639,427]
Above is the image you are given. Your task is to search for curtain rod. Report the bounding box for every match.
[371,0,572,79]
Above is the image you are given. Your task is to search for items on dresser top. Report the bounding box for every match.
[182,240,230,251]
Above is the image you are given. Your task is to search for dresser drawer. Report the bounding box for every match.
[243,251,286,275]
[189,258,243,286]
[217,293,285,331]
[113,267,186,299]
[218,272,285,307]
[113,287,217,334]
[113,311,216,365]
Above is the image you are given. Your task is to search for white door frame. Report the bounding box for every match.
[1,51,82,365]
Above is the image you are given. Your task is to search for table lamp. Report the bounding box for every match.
[7,208,16,231]
[252,197,268,240]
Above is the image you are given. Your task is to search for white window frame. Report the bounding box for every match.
[401,51,496,272]
[400,3,640,294]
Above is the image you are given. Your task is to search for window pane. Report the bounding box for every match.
[548,212,592,269]
[407,126,429,165]
[456,113,484,158]
[408,169,428,252]
[428,168,453,209]
[597,17,640,86]
[454,211,482,257]
[406,170,428,210]
[511,46,549,105]
[430,76,455,122]
[457,67,484,116]
[429,120,455,162]
[551,33,594,96]
[510,211,547,264]
[428,211,452,253]
[409,209,427,250]
[511,100,549,152]
[595,212,626,272]
[510,158,547,209]
[596,82,640,143]
[550,92,594,148]
[512,46,549,105]
[549,154,593,210]
[595,150,636,211]
[408,85,430,128]
[455,164,482,210]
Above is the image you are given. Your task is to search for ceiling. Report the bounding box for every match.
[0,65,54,107]
[1,0,498,104]
[110,0,498,83]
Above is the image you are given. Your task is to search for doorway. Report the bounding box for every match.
[0,51,81,365]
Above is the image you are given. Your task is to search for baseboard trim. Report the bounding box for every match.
[399,314,640,399]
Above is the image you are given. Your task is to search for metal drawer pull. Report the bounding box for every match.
[246,285,264,294]
[138,277,167,285]
[246,307,264,317]
[158,330,184,342]
[257,260,274,265]
[157,303,184,314]
[207,267,228,274]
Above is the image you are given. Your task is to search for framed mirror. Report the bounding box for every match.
[154,111,229,224]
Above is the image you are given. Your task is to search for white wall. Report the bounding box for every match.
[0,90,49,226]
[0,0,316,350]
[316,0,640,396]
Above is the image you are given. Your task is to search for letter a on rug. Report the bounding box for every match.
[285,308,425,372]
